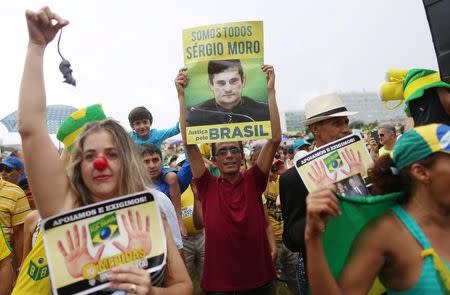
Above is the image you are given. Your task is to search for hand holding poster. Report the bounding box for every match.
[295,134,373,192]
[42,191,166,295]
[300,136,390,294]
[183,21,271,144]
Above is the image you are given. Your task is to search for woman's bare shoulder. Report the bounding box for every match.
[357,210,411,260]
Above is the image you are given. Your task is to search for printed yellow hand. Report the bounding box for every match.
[341,148,366,177]
[57,224,105,278]
[113,210,152,255]
[307,160,337,190]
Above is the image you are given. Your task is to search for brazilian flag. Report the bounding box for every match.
[89,213,120,246]
[323,151,343,172]
[320,192,403,295]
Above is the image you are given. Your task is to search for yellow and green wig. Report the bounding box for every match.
[393,123,450,169]
[56,104,106,152]
[380,68,450,116]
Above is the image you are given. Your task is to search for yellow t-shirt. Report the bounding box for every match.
[264,176,283,241]
[378,146,394,158]
[0,178,31,243]
[181,185,203,236]
[12,229,50,295]
[0,224,11,261]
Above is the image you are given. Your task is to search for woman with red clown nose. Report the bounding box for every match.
[93,156,109,171]
[16,6,192,295]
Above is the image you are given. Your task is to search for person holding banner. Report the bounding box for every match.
[280,93,357,294]
[186,59,270,126]
[176,64,280,294]
[305,124,450,294]
[17,7,192,295]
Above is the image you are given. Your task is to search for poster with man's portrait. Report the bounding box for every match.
[183,21,271,144]
[42,191,166,295]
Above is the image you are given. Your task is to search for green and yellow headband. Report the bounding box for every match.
[380,68,450,116]
[56,104,107,152]
[393,124,450,170]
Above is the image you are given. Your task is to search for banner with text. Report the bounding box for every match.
[42,191,166,295]
[295,134,373,192]
[183,21,271,144]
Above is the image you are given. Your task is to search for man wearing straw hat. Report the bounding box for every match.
[279,93,357,294]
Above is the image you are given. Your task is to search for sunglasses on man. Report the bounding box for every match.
[215,147,242,157]
[0,165,14,173]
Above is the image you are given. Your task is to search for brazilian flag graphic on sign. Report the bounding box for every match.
[323,151,343,172]
[89,213,120,246]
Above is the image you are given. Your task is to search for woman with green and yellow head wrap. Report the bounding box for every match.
[305,124,450,295]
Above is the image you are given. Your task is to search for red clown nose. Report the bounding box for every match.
[93,156,108,171]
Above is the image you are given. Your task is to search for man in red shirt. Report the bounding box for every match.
[175,65,280,294]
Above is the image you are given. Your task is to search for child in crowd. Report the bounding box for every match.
[128,106,180,150]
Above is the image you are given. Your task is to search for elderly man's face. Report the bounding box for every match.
[209,67,244,110]
[378,127,396,147]
[312,117,351,146]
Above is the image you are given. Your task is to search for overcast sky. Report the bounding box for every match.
[0,0,438,144]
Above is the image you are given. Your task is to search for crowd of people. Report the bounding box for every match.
[0,6,449,295]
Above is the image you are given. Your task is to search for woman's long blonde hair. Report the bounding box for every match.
[69,119,150,205]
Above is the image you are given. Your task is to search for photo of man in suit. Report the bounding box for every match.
[336,174,368,197]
